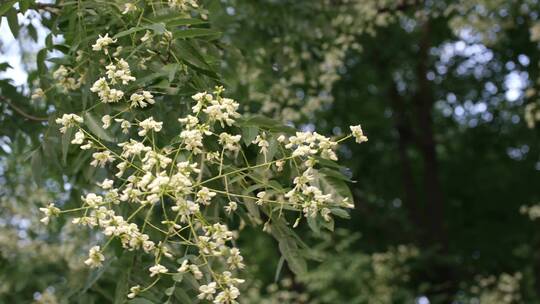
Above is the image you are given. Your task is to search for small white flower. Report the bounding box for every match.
[71,130,85,145]
[39,203,61,225]
[82,193,104,208]
[224,201,237,214]
[256,191,266,205]
[196,187,216,205]
[227,248,245,270]
[190,264,203,280]
[214,286,240,304]
[92,33,117,54]
[178,115,199,128]
[116,118,131,134]
[138,117,163,136]
[321,208,332,221]
[197,282,217,300]
[122,3,138,14]
[130,91,155,108]
[253,133,269,159]
[84,246,105,268]
[149,264,168,277]
[31,88,44,100]
[102,115,112,129]
[127,285,141,298]
[177,260,190,273]
[53,65,68,80]
[90,151,115,167]
[99,178,114,189]
[113,46,123,57]
[341,197,355,209]
[140,30,152,42]
[275,160,285,172]
[350,124,368,143]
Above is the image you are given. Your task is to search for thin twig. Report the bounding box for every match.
[0,95,48,121]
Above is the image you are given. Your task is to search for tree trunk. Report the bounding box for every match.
[413,20,455,303]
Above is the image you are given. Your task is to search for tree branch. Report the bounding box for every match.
[0,96,48,122]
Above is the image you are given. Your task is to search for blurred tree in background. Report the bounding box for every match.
[1,0,540,303]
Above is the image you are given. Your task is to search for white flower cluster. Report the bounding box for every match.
[192,90,241,127]
[168,0,198,11]
[469,272,523,304]
[90,77,124,103]
[285,131,339,160]
[53,65,84,91]
[89,35,152,107]
[520,204,540,220]
[105,59,136,85]
[47,27,369,302]
[525,102,540,128]
[55,113,83,133]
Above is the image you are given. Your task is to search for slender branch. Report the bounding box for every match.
[0,95,48,121]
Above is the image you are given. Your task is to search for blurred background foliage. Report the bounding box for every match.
[1,0,540,303]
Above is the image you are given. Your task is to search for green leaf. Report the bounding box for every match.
[173,28,221,39]
[163,63,180,82]
[30,148,42,185]
[237,115,296,134]
[173,288,193,303]
[173,40,215,74]
[19,0,29,13]
[322,217,335,231]
[113,23,169,39]
[61,127,74,165]
[271,219,308,277]
[167,18,207,27]
[113,26,147,39]
[330,208,351,219]
[241,126,258,146]
[307,215,321,235]
[36,48,47,76]
[81,258,113,294]
[0,62,12,72]
[83,112,116,142]
[314,169,353,202]
[113,267,131,304]
[165,287,175,296]
[6,8,20,38]
[47,56,73,65]
[52,44,70,53]
[172,273,184,282]
[28,23,37,41]
[0,0,17,16]
[149,13,206,26]
[319,167,352,182]
[278,236,307,276]
[147,22,167,34]
[274,256,285,282]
